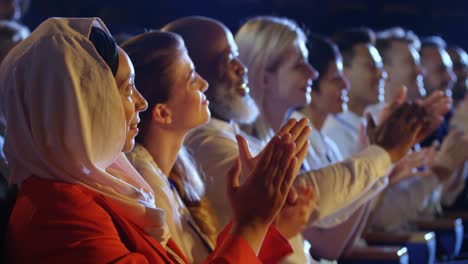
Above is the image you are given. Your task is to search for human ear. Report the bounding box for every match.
[152,104,172,125]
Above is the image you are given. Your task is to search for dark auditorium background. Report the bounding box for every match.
[24,0,468,48]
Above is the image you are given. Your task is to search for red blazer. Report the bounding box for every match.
[6,177,292,263]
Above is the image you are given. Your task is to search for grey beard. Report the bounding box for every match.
[209,82,260,125]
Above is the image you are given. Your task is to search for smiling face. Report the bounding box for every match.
[448,47,468,102]
[208,26,259,124]
[385,41,425,101]
[422,46,456,96]
[163,49,210,132]
[114,47,148,152]
[313,57,350,114]
[266,39,318,109]
[344,43,386,107]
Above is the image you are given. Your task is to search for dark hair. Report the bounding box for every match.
[332,27,375,67]
[308,34,341,92]
[376,27,420,65]
[421,35,447,50]
[89,27,119,76]
[121,31,183,143]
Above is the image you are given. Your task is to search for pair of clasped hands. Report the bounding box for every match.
[224,86,455,253]
[362,87,468,186]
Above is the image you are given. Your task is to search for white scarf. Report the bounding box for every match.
[0,17,170,245]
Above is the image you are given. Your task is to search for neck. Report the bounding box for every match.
[347,96,366,117]
[304,104,328,130]
[142,125,185,177]
[263,98,290,132]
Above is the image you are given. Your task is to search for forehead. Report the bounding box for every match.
[424,47,452,67]
[450,48,468,65]
[172,49,193,78]
[391,41,420,60]
[225,28,238,52]
[115,48,134,85]
[391,41,411,56]
[353,43,382,63]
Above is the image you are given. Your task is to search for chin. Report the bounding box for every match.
[294,95,311,108]
[122,139,135,153]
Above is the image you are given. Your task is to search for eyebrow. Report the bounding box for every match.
[117,72,135,87]
[186,68,195,81]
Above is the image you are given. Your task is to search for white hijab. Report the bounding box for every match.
[0,17,170,244]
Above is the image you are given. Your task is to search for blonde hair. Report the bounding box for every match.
[235,16,307,114]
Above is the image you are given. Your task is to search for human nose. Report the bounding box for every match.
[134,87,148,112]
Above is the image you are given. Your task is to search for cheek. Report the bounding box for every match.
[121,98,135,128]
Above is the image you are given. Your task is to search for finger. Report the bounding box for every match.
[294,125,311,154]
[419,90,444,108]
[258,136,280,180]
[430,97,452,116]
[286,186,298,205]
[394,85,407,104]
[281,157,298,194]
[296,140,309,164]
[273,140,295,187]
[289,118,309,142]
[276,118,297,138]
[236,134,253,164]
[226,158,241,198]
[269,141,287,187]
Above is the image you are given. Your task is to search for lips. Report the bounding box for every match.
[129,119,139,130]
[201,95,209,105]
[236,82,250,96]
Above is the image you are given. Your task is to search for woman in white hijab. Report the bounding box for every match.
[2,17,300,263]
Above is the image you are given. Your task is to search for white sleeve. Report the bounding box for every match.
[442,162,468,207]
[370,175,440,231]
[304,145,392,228]
[185,130,240,230]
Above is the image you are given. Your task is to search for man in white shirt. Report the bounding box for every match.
[335,28,467,232]
[323,28,386,158]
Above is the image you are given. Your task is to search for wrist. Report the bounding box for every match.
[231,220,270,254]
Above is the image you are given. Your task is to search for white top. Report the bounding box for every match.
[321,111,364,158]
[127,144,212,264]
[185,118,318,264]
[291,111,343,167]
[370,175,440,231]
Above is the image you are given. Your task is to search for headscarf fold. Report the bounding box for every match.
[0,17,170,244]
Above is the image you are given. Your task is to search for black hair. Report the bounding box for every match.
[308,34,340,92]
[89,26,119,76]
[332,27,375,67]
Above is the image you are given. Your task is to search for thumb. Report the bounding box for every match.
[394,85,407,104]
[236,134,253,164]
[226,158,241,198]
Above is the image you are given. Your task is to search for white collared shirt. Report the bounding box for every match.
[322,111,364,158]
[185,118,315,264]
